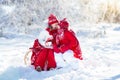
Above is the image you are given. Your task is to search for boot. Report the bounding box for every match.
[36,66,42,72]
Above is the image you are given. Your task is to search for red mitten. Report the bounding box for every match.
[54,46,60,53]
[59,45,69,53]
[46,37,53,43]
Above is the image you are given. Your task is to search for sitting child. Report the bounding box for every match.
[30,39,56,72]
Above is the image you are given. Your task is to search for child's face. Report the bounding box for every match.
[51,23,60,30]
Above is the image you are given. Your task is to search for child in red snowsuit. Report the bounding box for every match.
[30,14,83,72]
[46,14,83,60]
[30,14,60,72]
[30,39,56,71]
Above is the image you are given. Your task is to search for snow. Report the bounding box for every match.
[2,5,15,14]
[0,0,120,80]
[0,24,120,80]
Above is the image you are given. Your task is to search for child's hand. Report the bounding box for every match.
[45,42,52,48]
[45,42,49,47]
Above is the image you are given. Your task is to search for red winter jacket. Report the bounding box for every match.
[46,18,83,60]
[46,28,83,60]
[58,29,83,60]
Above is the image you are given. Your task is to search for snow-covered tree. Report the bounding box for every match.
[0,0,120,36]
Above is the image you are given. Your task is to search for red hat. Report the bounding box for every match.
[59,18,69,30]
[48,14,58,26]
[29,39,44,50]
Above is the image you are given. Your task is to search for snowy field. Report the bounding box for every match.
[0,0,120,80]
[0,24,120,80]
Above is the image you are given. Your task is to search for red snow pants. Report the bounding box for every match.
[33,48,56,70]
[30,39,56,71]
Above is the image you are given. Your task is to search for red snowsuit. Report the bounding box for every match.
[30,39,56,71]
[46,19,83,60]
[56,29,83,60]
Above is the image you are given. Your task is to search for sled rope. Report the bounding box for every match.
[24,50,31,65]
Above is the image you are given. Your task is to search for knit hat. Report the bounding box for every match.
[29,39,44,50]
[48,14,58,26]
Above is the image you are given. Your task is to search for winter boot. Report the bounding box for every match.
[36,66,42,72]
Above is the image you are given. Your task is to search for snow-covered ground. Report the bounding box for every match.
[0,24,120,80]
[0,0,120,80]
